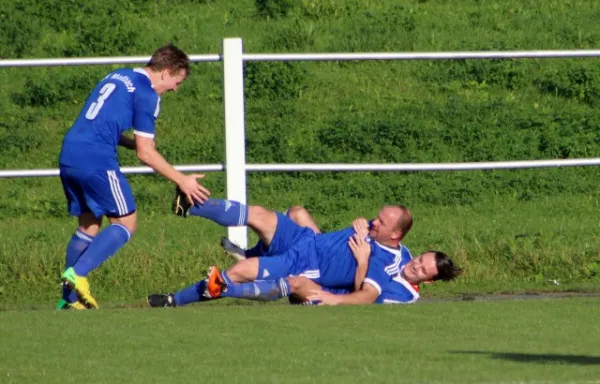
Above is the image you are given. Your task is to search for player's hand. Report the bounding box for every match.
[307,290,343,306]
[352,217,369,239]
[177,174,211,204]
[348,232,371,264]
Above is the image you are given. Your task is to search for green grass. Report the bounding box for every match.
[1,190,599,308]
[1,298,599,383]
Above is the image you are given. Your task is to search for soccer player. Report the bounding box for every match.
[147,195,421,307]
[147,233,460,307]
[57,44,210,310]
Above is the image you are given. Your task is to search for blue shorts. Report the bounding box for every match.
[60,167,136,218]
[257,213,320,280]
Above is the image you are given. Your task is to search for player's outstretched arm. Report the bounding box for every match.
[135,135,211,203]
[307,283,379,306]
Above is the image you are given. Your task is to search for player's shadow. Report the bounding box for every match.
[454,351,600,365]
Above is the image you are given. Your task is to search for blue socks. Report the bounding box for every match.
[63,230,95,303]
[188,198,248,227]
[174,280,212,306]
[73,224,131,277]
[221,271,291,301]
[171,273,292,306]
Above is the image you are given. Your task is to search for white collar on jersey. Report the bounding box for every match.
[374,241,402,257]
[133,67,150,79]
[392,269,420,303]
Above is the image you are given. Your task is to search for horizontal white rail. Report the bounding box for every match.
[3,158,600,178]
[243,50,600,62]
[0,54,221,68]
[0,165,224,178]
[3,50,600,68]
[246,159,600,171]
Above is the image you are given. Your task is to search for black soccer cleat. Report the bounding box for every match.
[172,186,192,218]
[147,293,177,308]
[220,237,247,262]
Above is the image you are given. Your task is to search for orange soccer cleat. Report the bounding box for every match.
[204,265,228,299]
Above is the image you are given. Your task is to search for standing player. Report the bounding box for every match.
[57,44,210,310]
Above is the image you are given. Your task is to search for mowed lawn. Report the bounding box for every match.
[1,298,599,384]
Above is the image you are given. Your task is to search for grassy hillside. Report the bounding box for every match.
[1,0,600,302]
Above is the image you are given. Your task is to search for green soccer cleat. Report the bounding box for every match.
[56,298,69,310]
[61,267,99,309]
[172,186,192,218]
[56,298,87,310]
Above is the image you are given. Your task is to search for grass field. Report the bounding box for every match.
[1,298,599,384]
[1,189,599,308]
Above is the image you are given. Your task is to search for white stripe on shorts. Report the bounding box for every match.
[107,170,128,216]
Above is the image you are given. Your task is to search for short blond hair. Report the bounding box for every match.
[147,43,190,76]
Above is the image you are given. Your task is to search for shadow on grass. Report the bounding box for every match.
[454,351,600,365]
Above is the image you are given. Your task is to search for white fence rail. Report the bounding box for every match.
[3,39,600,246]
[4,159,600,179]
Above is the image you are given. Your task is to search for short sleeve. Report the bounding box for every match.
[362,256,390,295]
[132,90,160,139]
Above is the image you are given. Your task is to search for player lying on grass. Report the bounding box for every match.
[217,206,458,305]
[149,225,458,306]
[147,195,460,306]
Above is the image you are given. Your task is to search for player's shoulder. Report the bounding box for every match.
[373,241,401,258]
[105,68,154,94]
[399,244,413,261]
[380,274,420,304]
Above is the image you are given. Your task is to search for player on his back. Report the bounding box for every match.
[215,206,459,305]
[148,202,460,307]
[57,44,210,310]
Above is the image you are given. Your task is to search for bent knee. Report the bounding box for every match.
[111,212,138,234]
[226,258,259,282]
[247,205,277,231]
[286,205,308,220]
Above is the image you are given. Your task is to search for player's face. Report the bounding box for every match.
[158,69,188,95]
[402,252,438,284]
[369,207,401,243]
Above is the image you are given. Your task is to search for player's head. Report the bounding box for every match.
[369,205,413,245]
[402,251,462,284]
[146,43,190,95]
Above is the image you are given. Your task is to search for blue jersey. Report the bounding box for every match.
[59,68,160,170]
[254,216,413,296]
[375,267,420,304]
[315,227,413,290]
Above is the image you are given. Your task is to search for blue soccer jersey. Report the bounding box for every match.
[374,268,420,304]
[255,217,413,293]
[316,273,419,305]
[361,241,411,293]
[315,227,412,289]
[59,68,160,170]
[313,227,357,287]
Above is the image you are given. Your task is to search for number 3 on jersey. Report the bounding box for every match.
[85,83,117,120]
